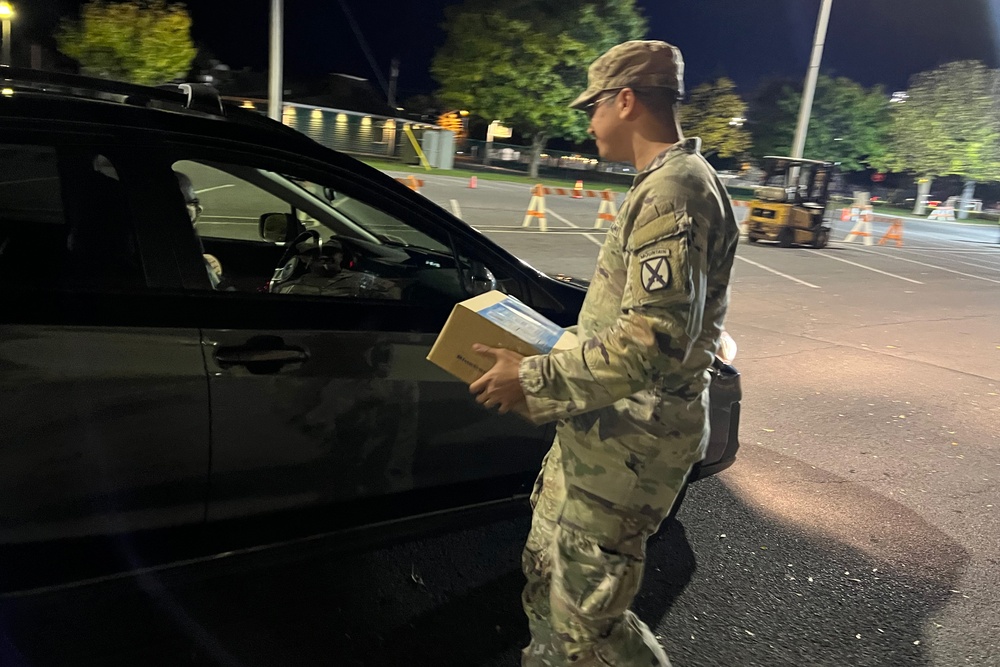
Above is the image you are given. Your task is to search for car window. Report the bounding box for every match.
[0,144,65,225]
[299,183,451,254]
[171,157,497,304]
[174,160,293,242]
[0,144,144,290]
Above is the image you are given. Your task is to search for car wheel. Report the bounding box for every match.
[747,233,759,243]
[777,226,794,248]
[812,228,830,249]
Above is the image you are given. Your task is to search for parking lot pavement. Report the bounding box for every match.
[399,172,998,288]
[0,454,985,667]
[381,171,606,279]
[397,171,1000,666]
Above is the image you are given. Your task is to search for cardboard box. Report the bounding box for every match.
[427,290,579,384]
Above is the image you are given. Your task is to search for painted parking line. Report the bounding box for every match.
[843,246,1000,284]
[891,247,1000,273]
[0,177,59,186]
[545,209,604,247]
[804,249,924,284]
[384,172,512,191]
[472,227,606,235]
[735,255,821,289]
[195,184,236,194]
[859,247,998,253]
[545,208,606,247]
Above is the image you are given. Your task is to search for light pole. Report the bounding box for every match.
[267,0,284,121]
[0,2,14,68]
[791,0,834,160]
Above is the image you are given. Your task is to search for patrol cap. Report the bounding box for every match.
[569,40,685,110]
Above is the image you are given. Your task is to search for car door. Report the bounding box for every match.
[156,149,550,527]
[0,141,210,549]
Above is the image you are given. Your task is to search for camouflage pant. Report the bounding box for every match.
[520,426,700,667]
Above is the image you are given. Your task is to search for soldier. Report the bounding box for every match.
[469,40,740,666]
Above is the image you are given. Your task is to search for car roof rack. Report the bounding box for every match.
[162,82,225,116]
[0,67,226,118]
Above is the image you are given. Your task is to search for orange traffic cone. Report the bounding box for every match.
[468,175,477,189]
[878,220,904,247]
[522,184,548,232]
[572,180,583,199]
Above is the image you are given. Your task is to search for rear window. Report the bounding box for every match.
[0,145,144,290]
[0,144,65,225]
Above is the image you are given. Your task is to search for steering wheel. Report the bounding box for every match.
[268,230,322,292]
[275,230,322,268]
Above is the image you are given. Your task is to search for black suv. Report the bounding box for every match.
[0,69,741,591]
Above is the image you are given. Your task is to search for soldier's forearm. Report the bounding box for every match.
[518,308,696,423]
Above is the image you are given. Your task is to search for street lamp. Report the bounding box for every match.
[0,1,14,68]
[267,0,283,122]
[791,0,834,160]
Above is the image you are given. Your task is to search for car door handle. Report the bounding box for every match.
[216,348,308,365]
[214,336,309,373]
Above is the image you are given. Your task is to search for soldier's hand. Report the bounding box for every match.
[469,344,527,415]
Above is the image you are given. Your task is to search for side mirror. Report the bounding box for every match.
[323,187,337,202]
[259,212,298,243]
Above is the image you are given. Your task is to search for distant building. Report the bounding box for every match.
[187,50,396,117]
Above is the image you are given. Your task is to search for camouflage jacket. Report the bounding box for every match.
[518,138,739,450]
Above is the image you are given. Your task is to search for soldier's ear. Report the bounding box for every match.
[619,88,642,120]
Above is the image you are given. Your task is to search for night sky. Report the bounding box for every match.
[18,0,1000,100]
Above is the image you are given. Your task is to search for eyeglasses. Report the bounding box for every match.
[584,89,623,118]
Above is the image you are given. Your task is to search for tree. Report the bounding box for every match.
[431,0,646,178]
[750,75,890,173]
[682,77,751,159]
[747,77,798,160]
[883,60,1000,216]
[401,94,441,117]
[57,1,196,86]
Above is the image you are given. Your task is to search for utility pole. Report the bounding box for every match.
[387,58,399,110]
[1,18,9,67]
[0,2,14,68]
[267,0,284,122]
[791,0,834,159]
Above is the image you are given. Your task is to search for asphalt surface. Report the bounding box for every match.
[2,170,997,667]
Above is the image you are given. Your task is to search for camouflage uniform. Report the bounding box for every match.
[517,136,740,665]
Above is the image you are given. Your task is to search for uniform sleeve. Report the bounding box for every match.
[519,206,707,424]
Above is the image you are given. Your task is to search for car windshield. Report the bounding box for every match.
[194,160,451,253]
[285,175,452,253]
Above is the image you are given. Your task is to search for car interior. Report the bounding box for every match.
[182,160,499,304]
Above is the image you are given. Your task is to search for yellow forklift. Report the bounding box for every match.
[744,156,838,248]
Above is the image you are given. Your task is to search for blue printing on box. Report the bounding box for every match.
[476,297,564,353]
